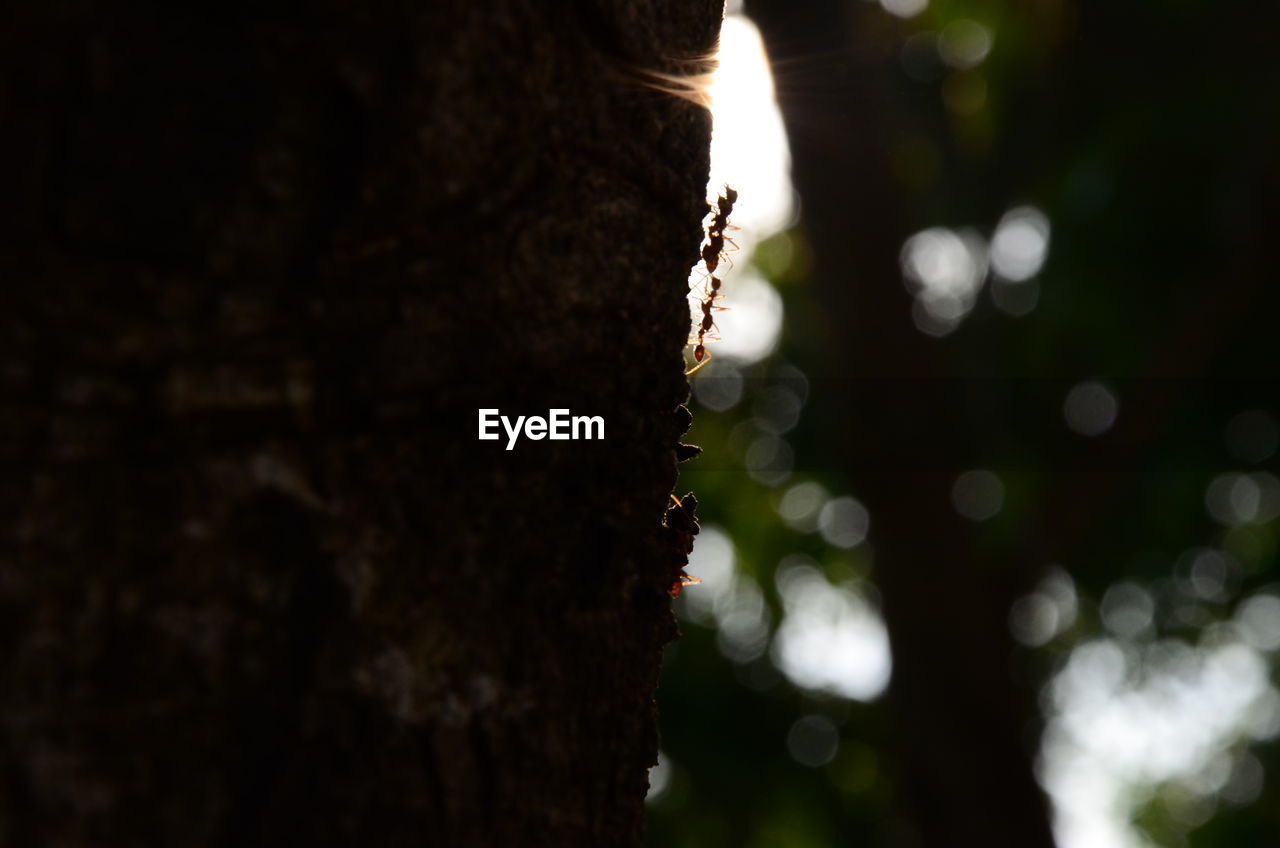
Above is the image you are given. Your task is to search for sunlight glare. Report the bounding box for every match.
[708,15,793,241]
[696,14,793,367]
[646,751,672,803]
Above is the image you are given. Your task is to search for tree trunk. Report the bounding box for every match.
[0,2,720,845]
[743,1,1057,845]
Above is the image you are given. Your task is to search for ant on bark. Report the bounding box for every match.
[665,493,702,597]
[701,186,739,274]
[685,186,738,375]
[689,299,720,372]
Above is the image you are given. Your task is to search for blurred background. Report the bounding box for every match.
[649,1,1280,846]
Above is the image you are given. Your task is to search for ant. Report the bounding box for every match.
[685,185,737,376]
[700,231,741,274]
[698,298,718,335]
[665,492,703,597]
[701,238,727,274]
[713,186,738,232]
[696,273,731,305]
[687,300,721,374]
[700,186,739,273]
[687,342,711,375]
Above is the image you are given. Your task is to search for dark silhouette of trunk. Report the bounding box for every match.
[0,2,721,845]
[743,1,1057,845]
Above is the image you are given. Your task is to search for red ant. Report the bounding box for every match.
[671,573,703,597]
[697,273,730,306]
[698,298,718,334]
[700,231,740,274]
[685,186,737,376]
[700,186,739,273]
[665,493,703,596]
[686,292,717,373]
[713,187,738,232]
[687,342,712,375]
[687,299,721,373]
[701,239,725,274]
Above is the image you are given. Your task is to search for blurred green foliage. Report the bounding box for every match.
[648,1,1280,846]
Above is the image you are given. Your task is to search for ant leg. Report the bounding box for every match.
[686,353,716,376]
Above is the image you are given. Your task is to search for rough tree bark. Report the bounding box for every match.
[744,1,1057,845]
[0,1,721,845]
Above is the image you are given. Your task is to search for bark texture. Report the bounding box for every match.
[0,1,721,845]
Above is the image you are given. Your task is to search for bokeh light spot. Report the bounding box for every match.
[951,469,1004,521]
[691,361,743,411]
[990,206,1050,282]
[901,227,987,335]
[778,481,831,533]
[787,715,840,768]
[1100,582,1154,640]
[938,20,993,69]
[753,385,803,435]
[710,271,784,364]
[1234,593,1280,652]
[773,563,892,701]
[1011,594,1060,647]
[990,276,1040,316]
[745,434,794,487]
[1063,380,1119,436]
[1013,568,1080,647]
[1205,472,1280,525]
[818,496,870,548]
[880,0,927,20]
